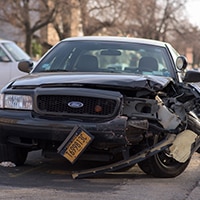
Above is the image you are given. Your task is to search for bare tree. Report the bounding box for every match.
[115,0,187,40]
[0,0,59,55]
[52,0,123,40]
[52,0,75,40]
[77,0,189,41]
[80,0,125,36]
[0,0,198,66]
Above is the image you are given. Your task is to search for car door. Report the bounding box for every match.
[0,44,27,90]
[0,46,15,89]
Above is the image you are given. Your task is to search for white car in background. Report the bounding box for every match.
[0,39,32,89]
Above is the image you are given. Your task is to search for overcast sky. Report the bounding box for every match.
[186,0,200,26]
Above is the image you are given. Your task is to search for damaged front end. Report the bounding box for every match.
[57,78,200,179]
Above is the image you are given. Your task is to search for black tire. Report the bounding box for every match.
[0,143,28,166]
[138,150,190,178]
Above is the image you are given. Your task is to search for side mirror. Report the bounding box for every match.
[18,60,33,73]
[184,70,200,82]
[176,56,188,70]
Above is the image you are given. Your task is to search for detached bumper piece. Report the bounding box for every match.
[72,133,176,179]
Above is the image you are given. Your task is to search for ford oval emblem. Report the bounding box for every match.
[68,101,84,108]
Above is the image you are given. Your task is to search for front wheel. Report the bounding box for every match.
[138,150,190,178]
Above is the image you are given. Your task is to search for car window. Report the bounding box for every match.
[2,42,30,61]
[0,47,11,62]
[34,41,172,77]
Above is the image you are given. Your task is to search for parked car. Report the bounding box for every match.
[0,39,32,89]
[0,36,199,179]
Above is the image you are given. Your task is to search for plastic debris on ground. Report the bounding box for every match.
[0,161,16,167]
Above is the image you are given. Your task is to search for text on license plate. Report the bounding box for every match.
[63,131,92,163]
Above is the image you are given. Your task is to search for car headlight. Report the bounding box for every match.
[0,94,33,110]
[0,94,4,108]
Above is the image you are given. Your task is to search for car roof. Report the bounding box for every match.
[0,39,15,44]
[62,36,168,47]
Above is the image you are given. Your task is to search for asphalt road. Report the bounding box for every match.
[0,150,199,200]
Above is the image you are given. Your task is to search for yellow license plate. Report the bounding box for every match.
[63,130,93,163]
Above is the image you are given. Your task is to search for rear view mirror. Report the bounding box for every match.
[176,56,187,70]
[100,49,121,56]
[18,60,33,73]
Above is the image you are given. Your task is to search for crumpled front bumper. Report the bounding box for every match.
[0,109,128,148]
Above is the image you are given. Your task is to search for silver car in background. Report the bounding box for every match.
[0,39,31,89]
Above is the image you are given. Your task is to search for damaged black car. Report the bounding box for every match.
[0,36,199,179]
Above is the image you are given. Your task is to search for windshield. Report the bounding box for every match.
[2,42,30,61]
[33,40,173,77]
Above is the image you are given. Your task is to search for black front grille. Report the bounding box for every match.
[37,95,117,116]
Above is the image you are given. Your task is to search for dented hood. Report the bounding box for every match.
[8,72,173,91]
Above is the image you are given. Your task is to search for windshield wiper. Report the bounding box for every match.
[44,69,69,72]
